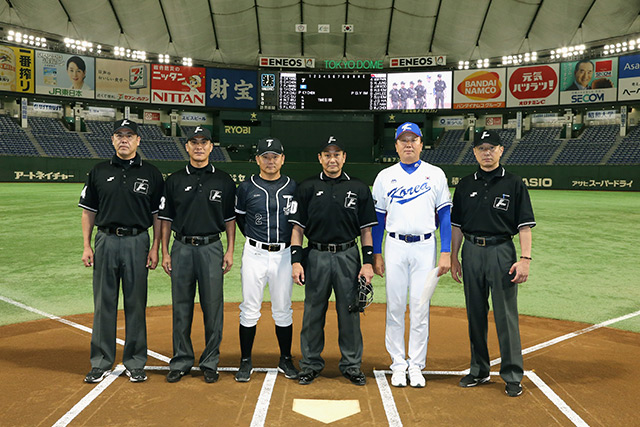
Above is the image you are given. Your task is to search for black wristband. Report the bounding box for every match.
[291,245,303,264]
[361,245,374,265]
[520,256,532,260]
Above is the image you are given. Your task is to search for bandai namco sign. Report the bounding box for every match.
[458,71,502,100]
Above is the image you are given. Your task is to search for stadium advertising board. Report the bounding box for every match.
[0,45,34,93]
[258,71,278,110]
[617,53,640,101]
[387,71,452,110]
[95,58,150,103]
[35,51,95,98]
[437,116,464,127]
[151,64,206,106]
[559,58,618,105]
[389,56,446,68]
[206,68,257,109]
[453,68,506,109]
[506,64,559,107]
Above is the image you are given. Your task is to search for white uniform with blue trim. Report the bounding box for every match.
[372,160,451,372]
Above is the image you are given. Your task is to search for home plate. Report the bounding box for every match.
[292,399,361,423]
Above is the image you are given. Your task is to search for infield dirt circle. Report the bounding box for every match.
[0,302,638,426]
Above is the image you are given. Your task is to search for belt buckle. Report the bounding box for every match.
[190,237,200,246]
[115,227,126,237]
[268,244,280,252]
[328,243,337,253]
[477,237,486,247]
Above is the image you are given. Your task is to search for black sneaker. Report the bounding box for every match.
[166,370,185,383]
[278,356,299,379]
[203,368,219,383]
[505,382,523,397]
[125,368,147,383]
[298,369,320,385]
[343,368,366,386]
[459,373,491,388]
[235,358,253,382]
[84,367,109,383]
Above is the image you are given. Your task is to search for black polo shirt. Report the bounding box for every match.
[289,171,377,244]
[159,163,236,236]
[78,154,164,229]
[451,166,536,236]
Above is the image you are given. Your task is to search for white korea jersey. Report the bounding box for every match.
[372,161,451,234]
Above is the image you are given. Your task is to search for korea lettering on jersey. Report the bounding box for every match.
[372,162,451,234]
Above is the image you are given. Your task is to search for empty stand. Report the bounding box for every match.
[0,115,39,156]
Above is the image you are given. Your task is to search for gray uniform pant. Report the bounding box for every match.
[299,246,362,374]
[461,239,523,384]
[91,230,149,371]
[169,239,224,372]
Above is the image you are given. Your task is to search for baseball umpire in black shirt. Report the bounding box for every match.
[451,130,536,398]
[159,126,236,383]
[79,119,164,384]
[289,136,377,386]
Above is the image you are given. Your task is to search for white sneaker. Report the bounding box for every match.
[408,366,426,388]
[390,370,407,387]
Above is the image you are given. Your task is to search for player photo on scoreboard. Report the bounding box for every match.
[386,71,452,110]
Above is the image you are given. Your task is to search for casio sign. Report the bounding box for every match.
[522,177,552,188]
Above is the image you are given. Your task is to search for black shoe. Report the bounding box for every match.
[298,370,320,385]
[278,356,299,379]
[166,370,185,383]
[125,368,147,383]
[505,382,523,397]
[202,368,219,383]
[343,368,366,386]
[235,358,253,382]
[84,367,109,383]
[459,373,491,388]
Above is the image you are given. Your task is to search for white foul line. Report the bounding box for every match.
[51,365,125,427]
[525,371,589,427]
[373,370,403,427]
[250,369,278,427]
[489,308,640,367]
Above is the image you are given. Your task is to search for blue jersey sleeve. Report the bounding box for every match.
[437,205,451,252]
[372,211,386,254]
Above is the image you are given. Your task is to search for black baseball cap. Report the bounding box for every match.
[113,119,138,134]
[187,126,212,141]
[473,130,502,147]
[256,137,284,155]
[319,135,345,152]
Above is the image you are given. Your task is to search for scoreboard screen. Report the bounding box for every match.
[279,73,387,110]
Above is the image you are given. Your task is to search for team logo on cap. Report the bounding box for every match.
[400,123,413,132]
[267,139,273,147]
[120,119,130,127]
[480,131,491,140]
[195,126,203,133]
[327,136,336,144]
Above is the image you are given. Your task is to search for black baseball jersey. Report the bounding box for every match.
[78,154,164,229]
[289,172,377,243]
[407,87,416,99]
[389,89,400,102]
[451,166,536,236]
[159,164,236,236]
[398,87,408,101]
[415,84,426,98]
[434,80,447,93]
[235,174,296,243]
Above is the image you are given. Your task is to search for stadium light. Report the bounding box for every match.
[182,57,193,66]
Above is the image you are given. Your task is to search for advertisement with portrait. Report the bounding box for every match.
[453,68,506,109]
[206,68,257,109]
[506,63,559,107]
[151,64,206,106]
[35,51,95,98]
[386,71,452,110]
[0,44,34,93]
[617,54,640,101]
[559,58,618,104]
[96,58,150,103]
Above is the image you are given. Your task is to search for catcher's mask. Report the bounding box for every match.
[349,276,374,313]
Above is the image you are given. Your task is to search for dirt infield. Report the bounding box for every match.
[0,302,638,426]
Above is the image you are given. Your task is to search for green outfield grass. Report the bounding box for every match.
[0,183,639,333]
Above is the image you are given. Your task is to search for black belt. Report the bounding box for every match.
[309,240,356,253]
[464,233,511,247]
[98,226,144,236]
[175,233,220,246]
[388,232,432,243]
[248,238,290,252]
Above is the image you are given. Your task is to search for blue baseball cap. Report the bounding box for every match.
[395,122,423,139]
